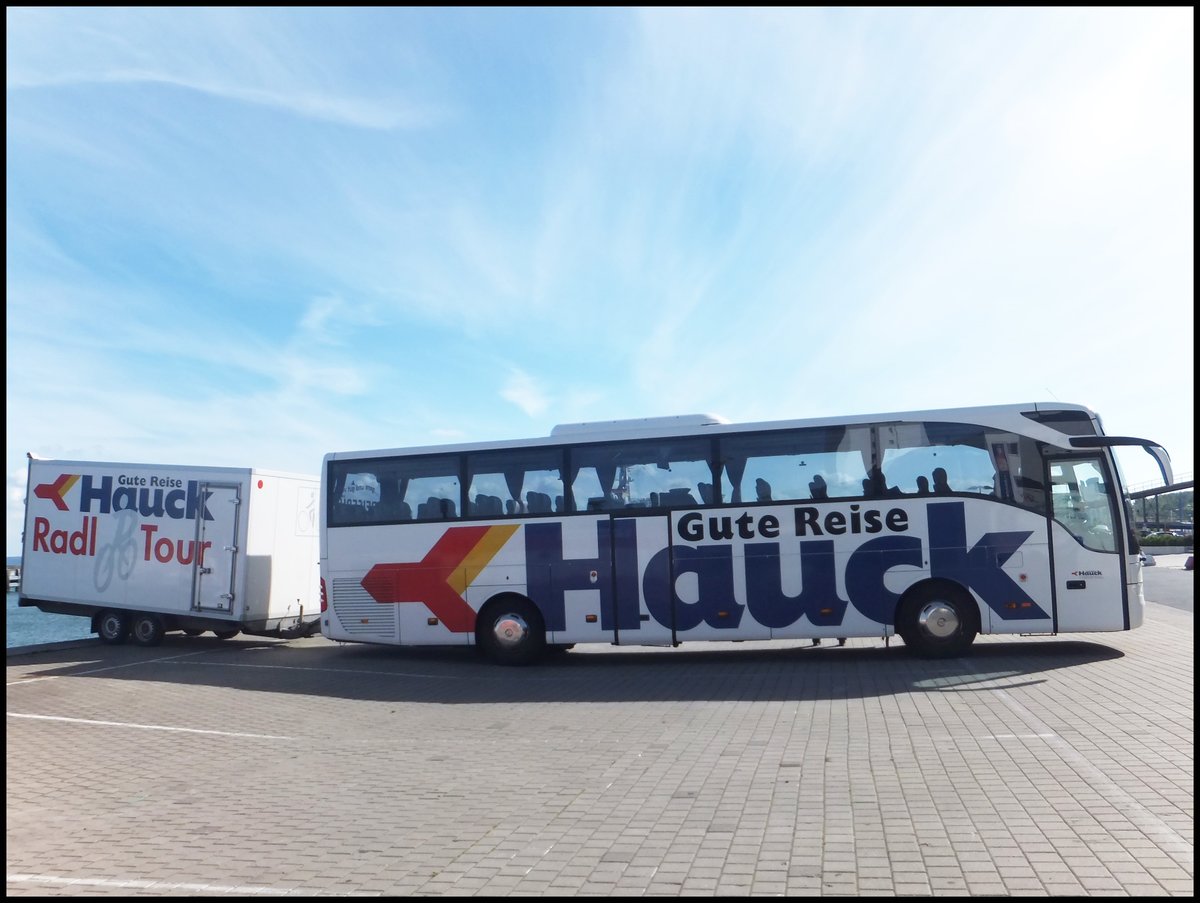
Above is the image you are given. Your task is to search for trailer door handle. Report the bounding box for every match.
[199,567,212,575]
[224,545,237,552]
[1066,579,1086,590]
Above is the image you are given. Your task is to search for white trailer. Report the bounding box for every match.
[18,455,320,646]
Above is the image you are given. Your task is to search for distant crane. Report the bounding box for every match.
[614,466,632,505]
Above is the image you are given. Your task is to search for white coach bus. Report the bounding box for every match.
[318,403,1172,663]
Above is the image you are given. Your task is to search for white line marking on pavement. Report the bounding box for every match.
[994,688,1193,853]
[6,874,350,896]
[6,649,228,686]
[6,712,293,740]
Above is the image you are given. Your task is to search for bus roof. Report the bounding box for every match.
[323,401,1101,462]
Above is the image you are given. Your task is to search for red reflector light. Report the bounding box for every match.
[585,614,597,623]
[320,578,328,613]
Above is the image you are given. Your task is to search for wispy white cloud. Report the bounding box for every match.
[500,369,551,418]
[10,68,441,131]
[6,7,446,130]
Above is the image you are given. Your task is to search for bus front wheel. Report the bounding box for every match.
[897,584,977,658]
[478,596,546,666]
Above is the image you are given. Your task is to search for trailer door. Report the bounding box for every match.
[193,482,242,613]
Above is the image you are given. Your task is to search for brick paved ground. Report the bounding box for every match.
[6,597,1193,896]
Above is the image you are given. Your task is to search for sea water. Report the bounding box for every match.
[6,592,95,648]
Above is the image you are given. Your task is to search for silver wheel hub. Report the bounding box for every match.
[492,613,529,649]
[917,601,960,639]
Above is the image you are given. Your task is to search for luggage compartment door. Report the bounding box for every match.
[192,483,242,613]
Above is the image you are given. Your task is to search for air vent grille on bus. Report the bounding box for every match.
[331,578,398,641]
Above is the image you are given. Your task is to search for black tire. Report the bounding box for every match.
[130,613,166,647]
[182,628,205,637]
[213,629,239,640]
[897,583,978,658]
[97,610,130,645]
[477,596,546,666]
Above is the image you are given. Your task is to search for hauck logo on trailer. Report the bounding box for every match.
[33,473,215,521]
[30,472,219,565]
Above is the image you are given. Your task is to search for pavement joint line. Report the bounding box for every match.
[154,658,598,682]
[158,659,477,680]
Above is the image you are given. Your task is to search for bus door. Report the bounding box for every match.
[609,513,675,646]
[625,509,769,644]
[670,508,775,642]
[192,482,242,614]
[1046,455,1128,632]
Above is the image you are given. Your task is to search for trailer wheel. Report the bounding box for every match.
[213,629,240,640]
[97,610,130,645]
[130,613,166,647]
[477,596,546,666]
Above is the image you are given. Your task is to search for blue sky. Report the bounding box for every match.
[6,7,1194,555]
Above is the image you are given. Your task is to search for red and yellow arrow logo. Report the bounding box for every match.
[33,473,80,511]
[360,524,519,632]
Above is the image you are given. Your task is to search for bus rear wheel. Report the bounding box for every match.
[478,596,546,666]
[897,584,977,658]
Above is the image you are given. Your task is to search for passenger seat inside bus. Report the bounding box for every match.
[526,491,553,514]
[471,494,503,517]
[374,500,412,521]
[419,497,457,519]
[334,503,366,523]
[663,487,697,507]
